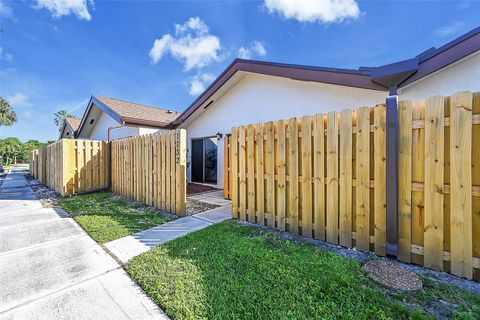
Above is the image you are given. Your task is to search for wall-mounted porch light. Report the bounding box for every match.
[216,132,223,140]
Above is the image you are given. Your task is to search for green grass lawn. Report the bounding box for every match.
[59,192,174,243]
[127,221,480,320]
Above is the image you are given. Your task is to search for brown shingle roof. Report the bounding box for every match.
[65,117,81,131]
[95,96,179,127]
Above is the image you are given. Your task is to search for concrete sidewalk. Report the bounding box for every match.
[105,204,231,264]
[0,165,168,320]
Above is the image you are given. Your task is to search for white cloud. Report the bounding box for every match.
[35,0,94,21]
[149,17,221,71]
[264,0,360,23]
[0,0,12,17]
[434,22,464,37]
[7,93,32,108]
[189,73,215,96]
[0,47,13,61]
[238,41,267,59]
[22,111,34,120]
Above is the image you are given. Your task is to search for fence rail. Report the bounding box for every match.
[111,129,187,216]
[227,91,480,280]
[30,139,110,196]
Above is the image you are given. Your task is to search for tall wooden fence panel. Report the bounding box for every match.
[398,91,480,280]
[110,129,187,216]
[227,91,479,280]
[30,139,110,196]
[229,104,388,254]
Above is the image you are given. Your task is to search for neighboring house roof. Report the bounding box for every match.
[59,116,81,139]
[76,95,179,136]
[65,117,81,131]
[172,26,480,126]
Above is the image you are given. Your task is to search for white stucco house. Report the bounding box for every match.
[59,117,81,139]
[172,27,480,189]
[65,27,479,190]
[75,96,179,141]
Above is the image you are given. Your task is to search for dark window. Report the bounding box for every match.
[191,137,217,184]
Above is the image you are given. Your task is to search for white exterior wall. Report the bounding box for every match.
[88,112,139,140]
[182,74,388,188]
[398,52,480,101]
[139,127,165,135]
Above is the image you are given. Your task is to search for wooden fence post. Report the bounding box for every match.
[386,95,399,256]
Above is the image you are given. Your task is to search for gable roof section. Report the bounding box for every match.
[65,117,81,131]
[172,26,480,126]
[77,96,179,136]
[59,117,81,139]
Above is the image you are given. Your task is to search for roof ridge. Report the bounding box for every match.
[95,95,179,113]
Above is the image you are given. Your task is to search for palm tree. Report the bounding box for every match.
[53,109,74,131]
[0,97,17,126]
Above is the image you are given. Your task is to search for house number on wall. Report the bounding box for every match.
[175,131,180,164]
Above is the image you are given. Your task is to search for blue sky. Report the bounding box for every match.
[0,0,479,142]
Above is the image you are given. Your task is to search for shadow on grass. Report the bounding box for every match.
[125,221,478,320]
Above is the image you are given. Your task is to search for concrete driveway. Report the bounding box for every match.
[0,165,168,320]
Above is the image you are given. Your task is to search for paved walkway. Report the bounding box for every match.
[0,165,168,320]
[187,189,231,206]
[105,204,231,264]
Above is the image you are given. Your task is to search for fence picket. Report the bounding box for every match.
[301,116,313,237]
[255,123,265,225]
[247,125,256,222]
[356,107,370,252]
[374,104,387,256]
[277,120,287,230]
[313,113,325,241]
[339,109,353,247]
[424,96,444,270]
[450,92,473,279]
[398,101,413,262]
[327,112,339,244]
[289,118,299,235]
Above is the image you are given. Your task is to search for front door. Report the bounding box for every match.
[191,137,217,184]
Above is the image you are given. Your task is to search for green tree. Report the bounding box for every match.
[0,138,48,164]
[0,137,22,164]
[0,97,17,126]
[53,109,74,131]
[20,139,46,162]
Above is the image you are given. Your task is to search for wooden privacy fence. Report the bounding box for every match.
[30,139,110,196]
[111,129,187,216]
[397,91,480,280]
[226,91,480,280]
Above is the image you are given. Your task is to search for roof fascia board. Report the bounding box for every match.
[58,122,67,140]
[76,96,123,137]
[123,117,171,128]
[172,59,387,126]
[400,30,480,87]
[90,96,123,123]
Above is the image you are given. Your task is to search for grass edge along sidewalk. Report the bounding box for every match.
[126,220,480,320]
[59,192,175,244]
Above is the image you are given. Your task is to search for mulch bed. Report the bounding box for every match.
[187,182,217,195]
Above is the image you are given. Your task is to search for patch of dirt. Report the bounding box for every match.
[187,183,217,195]
[363,260,423,291]
[186,198,220,215]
